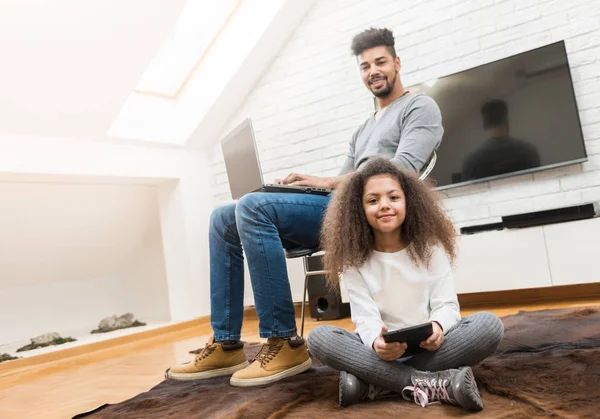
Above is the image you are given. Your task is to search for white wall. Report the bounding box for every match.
[209,0,600,232]
[118,198,170,325]
[0,275,125,345]
[0,181,169,344]
[0,132,215,324]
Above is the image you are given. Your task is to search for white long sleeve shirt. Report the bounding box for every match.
[342,246,461,351]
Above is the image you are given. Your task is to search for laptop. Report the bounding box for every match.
[220,118,332,200]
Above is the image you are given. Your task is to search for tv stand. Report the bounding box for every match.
[455,203,600,294]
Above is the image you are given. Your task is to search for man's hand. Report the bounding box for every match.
[420,321,444,351]
[372,325,407,361]
[275,173,333,189]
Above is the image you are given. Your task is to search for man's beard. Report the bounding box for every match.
[370,72,397,98]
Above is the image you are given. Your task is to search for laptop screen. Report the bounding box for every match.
[220,119,265,200]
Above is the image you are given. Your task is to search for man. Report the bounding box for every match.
[166,27,443,387]
[462,99,540,181]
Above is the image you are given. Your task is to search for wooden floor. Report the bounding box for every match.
[1,297,598,419]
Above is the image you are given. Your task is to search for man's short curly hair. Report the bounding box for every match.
[350,27,396,58]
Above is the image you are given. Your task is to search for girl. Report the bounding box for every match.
[307,157,504,411]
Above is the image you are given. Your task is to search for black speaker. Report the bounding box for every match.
[502,203,598,229]
[305,254,350,321]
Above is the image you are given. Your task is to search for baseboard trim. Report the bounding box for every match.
[458,283,600,307]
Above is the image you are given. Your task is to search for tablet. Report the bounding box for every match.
[382,322,433,357]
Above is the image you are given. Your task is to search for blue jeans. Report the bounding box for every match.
[209,192,331,340]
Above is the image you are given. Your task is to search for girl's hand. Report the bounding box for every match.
[373,325,407,361]
[420,321,444,351]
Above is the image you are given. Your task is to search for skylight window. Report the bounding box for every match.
[107,0,305,146]
[135,0,241,98]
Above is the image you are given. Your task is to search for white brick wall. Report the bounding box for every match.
[209,0,600,229]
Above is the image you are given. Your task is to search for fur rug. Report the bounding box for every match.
[74,307,600,419]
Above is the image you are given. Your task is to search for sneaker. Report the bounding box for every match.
[229,337,312,387]
[165,337,249,381]
[402,366,484,411]
[339,371,397,407]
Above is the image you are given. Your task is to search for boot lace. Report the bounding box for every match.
[402,378,451,407]
[253,341,283,367]
[194,343,216,365]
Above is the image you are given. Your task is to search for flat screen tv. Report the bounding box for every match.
[409,41,587,189]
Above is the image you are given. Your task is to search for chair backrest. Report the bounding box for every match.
[418,150,437,181]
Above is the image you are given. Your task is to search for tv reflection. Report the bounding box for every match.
[462,99,540,181]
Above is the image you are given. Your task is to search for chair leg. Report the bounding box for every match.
[300,272,309,337]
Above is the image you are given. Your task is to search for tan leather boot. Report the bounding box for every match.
[230,337,312,387]
[166,337,249,381]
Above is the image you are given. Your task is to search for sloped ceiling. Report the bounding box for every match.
[0,0,185,141]
[0,0,313,148]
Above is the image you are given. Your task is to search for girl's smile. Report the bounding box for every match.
[363,174,407,253]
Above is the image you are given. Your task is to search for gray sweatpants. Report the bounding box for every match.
[307,312,504,393]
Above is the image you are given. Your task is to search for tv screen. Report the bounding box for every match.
[409,41,587,189]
